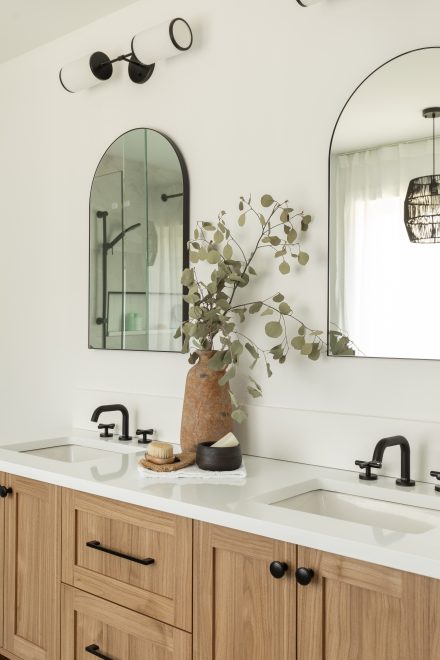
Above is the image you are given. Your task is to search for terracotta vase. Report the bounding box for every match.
[180,351,233,452]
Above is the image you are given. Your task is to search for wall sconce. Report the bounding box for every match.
[59,17,193,93]
[296,0,324,6]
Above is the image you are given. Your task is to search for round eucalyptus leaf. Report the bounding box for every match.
[265,321,283,338]
[279,302,291,315]
[181,268,194,286]
[249,302,263,314]
[207,250,221,264]
[291,336,305,350]
[279,261,290,274]
[261,194,274,207]
[298,251,309,266]
[223,243,233,260]
[287,228,297,243]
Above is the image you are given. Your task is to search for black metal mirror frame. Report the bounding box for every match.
[327,46,440,360]
[88,127,189,352]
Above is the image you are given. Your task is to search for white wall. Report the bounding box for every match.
[2,0,440,483]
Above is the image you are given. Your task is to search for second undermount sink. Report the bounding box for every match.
[4,436,145,464]
[266,486,440,535]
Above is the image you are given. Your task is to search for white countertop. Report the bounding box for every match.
[1,431,440,580]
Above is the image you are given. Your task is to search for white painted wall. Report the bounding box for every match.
[1,0,440,484]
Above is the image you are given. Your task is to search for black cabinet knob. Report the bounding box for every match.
[269,561,288,579]
[295,567,314,586]
[98,423,115,438]
[0,486,12,498]
[136,428,154,444]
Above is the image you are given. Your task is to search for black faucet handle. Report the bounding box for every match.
[430,471,440,492]
[136,429,154,444]
[355,459,382,481]
[98,423,115,438]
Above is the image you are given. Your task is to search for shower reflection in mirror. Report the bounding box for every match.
[329,48,440,360]
[89,128,189,352]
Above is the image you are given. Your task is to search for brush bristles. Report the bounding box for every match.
[147,441,173,459]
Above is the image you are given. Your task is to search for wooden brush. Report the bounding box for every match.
[146,441,175,465]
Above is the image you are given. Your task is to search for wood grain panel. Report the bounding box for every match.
[61,584,192,660]
[4,475,61,660]
[297,546,440,660]
[194,522,296,660]
[62,489,192,631]
[0,473,4,650]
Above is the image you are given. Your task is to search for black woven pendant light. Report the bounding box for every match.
[404,107,440,243]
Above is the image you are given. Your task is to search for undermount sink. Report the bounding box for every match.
[266,487,440,535]
[3,436,145,464]
[22,444,119,463]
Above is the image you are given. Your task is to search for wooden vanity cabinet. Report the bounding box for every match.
[1,472,440,660]
[2,475,61,660]
[296,546,440,660]
[194,522,297,660]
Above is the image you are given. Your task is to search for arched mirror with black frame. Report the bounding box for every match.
[89,128,189,352]
[328,47,440,360]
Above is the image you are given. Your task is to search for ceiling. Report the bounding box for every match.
[0,0,139,64]
[332,49,440,154]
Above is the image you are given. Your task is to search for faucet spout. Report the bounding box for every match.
[91,404,132,441]
[372,435,415,487]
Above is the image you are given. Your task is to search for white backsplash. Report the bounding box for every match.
[73,387,440,485]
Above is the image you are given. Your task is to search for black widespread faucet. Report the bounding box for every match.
[356,435,415,487]
[91,404,132,441]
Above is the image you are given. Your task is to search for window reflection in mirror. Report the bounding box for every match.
[89,128,189,351]
[329,48,440,359]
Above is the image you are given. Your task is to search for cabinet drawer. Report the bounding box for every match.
[61,585,192,660]
[62,490,192,631]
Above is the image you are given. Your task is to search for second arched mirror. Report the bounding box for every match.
[329,48,440,360]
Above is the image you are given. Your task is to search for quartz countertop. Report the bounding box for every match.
[1,431,440,579]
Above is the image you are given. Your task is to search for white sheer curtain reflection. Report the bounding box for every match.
[148,222,183,351]
[331,138,440,359]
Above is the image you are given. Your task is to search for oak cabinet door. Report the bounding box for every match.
[3,475,61,660]
[61,585,192,660]
[297,546,440,660]
[194,522,296,660]
[0,472,4,650]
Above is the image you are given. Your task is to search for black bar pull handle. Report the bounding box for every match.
[85,644,113,659]
[86,540,155,566]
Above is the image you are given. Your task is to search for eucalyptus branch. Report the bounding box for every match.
[176,194,354,421]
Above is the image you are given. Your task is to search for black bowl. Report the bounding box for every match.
[196,441,242,471]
